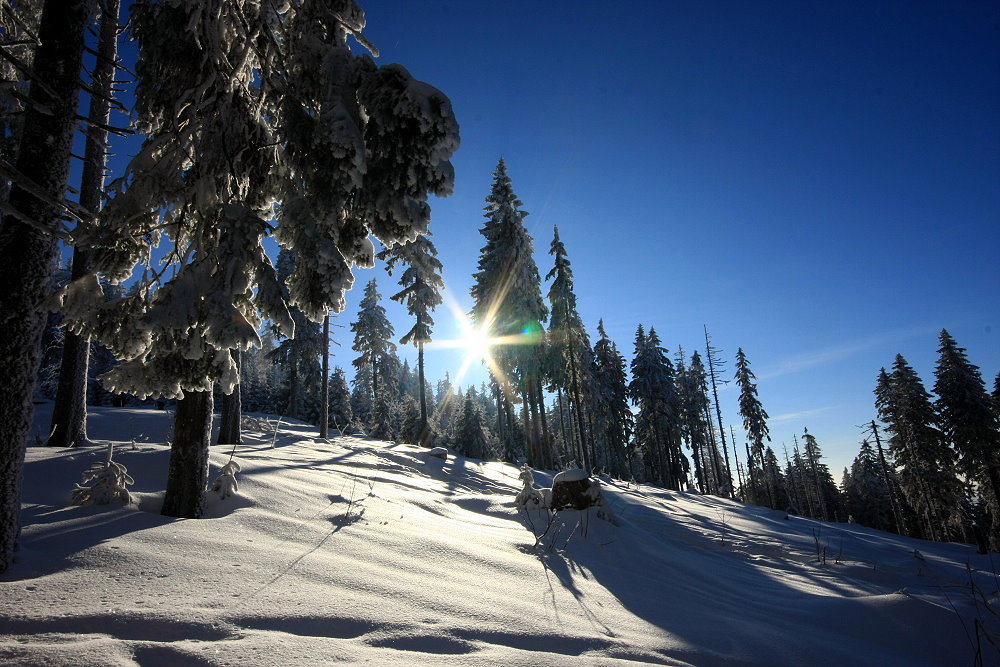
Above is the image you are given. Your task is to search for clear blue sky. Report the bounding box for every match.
[91,2,998,480]
[338,0,1000,478]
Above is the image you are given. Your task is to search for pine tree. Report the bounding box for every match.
[269,249,325,422]
[398,397,421,444]
[735,348,772,507]
[470,158,549,467]
[876,357,963,541]
[592,320,633,479]
[629,326,685,489]
[381,235,443,444]
[703,326,733,497]
[545,226,594,469]
[454,392,492,460]
[351,278,396,416]
[48,0,121,449]
[933,330,1000,544]
[328,366,353,432]
[0,0,92,574]
[350,364,375,430]
[70,1,457,520]
[843,440,896,531]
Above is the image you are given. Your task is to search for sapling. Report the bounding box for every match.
[211,461,241,500]
[71,442,134,506]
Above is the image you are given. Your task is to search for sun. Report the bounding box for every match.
[460,322,494,361]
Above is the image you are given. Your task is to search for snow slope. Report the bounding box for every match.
[2,404,996,666]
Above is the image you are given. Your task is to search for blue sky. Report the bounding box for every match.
[88,2,998,480]
[339,1,1000,478]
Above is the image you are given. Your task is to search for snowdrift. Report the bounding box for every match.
[1,404,996,666]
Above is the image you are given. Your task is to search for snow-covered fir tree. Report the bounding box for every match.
[61,0,458,520]
[470,158,550,467]
[545,226,595,471]
[381,234,443,444]
[842,439,897,532]
[328,366,353,432]
[271,249,324,423]
[591,320,633,479]
[629,326,686,490]
[933,329,1000,546]
[454,392,493,460]
[735,348,772,507]
[0,0,92,574]
[875,358,964,541]
[351,279,396,422]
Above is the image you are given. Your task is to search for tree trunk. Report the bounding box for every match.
[417,340,429,445]
[319,313,329,438]
[217,349,241,446]
[48,0,120,449]
[162,390,214,518]
[0,0,91,575]
[535,376,551,470]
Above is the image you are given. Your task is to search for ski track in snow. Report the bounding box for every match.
[1,403,997,666]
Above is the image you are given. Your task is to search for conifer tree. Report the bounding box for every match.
[875,357,963,540]
[66,1,457,520]
[933,329,1000,543]
[843,439,896,532]
[735,348,772,506]
[629,326,685,489]
[351,278,396,415]
[545,226,594,469]
[703,326,733,496]
[48,0,121,449]
[454,392,492,460]
[380,234,443,443]
[470,158,549,466]
[271,249,324,422]
[592,320,633,479]
[328,366,353,432]
[350,364,374,430]
[0,0,92,573]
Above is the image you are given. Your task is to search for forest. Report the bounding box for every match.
[1,0,999,585]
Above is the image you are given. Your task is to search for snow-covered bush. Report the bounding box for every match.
[70,442,134,506]
[515,464,546,509]
[211,461,241,500]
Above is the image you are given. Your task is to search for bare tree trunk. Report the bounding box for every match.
[319,313,329,439]
[0,0,91,575]
[535,376,551,470]
[217,349,241,446]
[48,0,120,449]
[162,390,214,518]
[417,340,429,445]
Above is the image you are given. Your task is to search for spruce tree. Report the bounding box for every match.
[69,1,458,520]
[271,249,324,422]
[592,320,633,479]
[380,234,443,444]
[933,329,1000,543]
[545,226,594,469]
[843,440,895,532]
[454,392,492,460]
[875,357,963,540]
[735,348,772,506]
[0,0,91,574]
[470,158,549,466]
[328,366,353,433]
[351,278,396,416]
[48,0,121,449]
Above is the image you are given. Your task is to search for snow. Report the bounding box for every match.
[552,468,589,484]
[2,402,995,665]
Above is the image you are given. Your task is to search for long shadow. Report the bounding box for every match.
[514,487,981,666]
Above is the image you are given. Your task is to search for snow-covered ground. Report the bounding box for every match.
[2,404,996,666]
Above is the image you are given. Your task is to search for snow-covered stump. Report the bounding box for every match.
[550,468,599,511]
